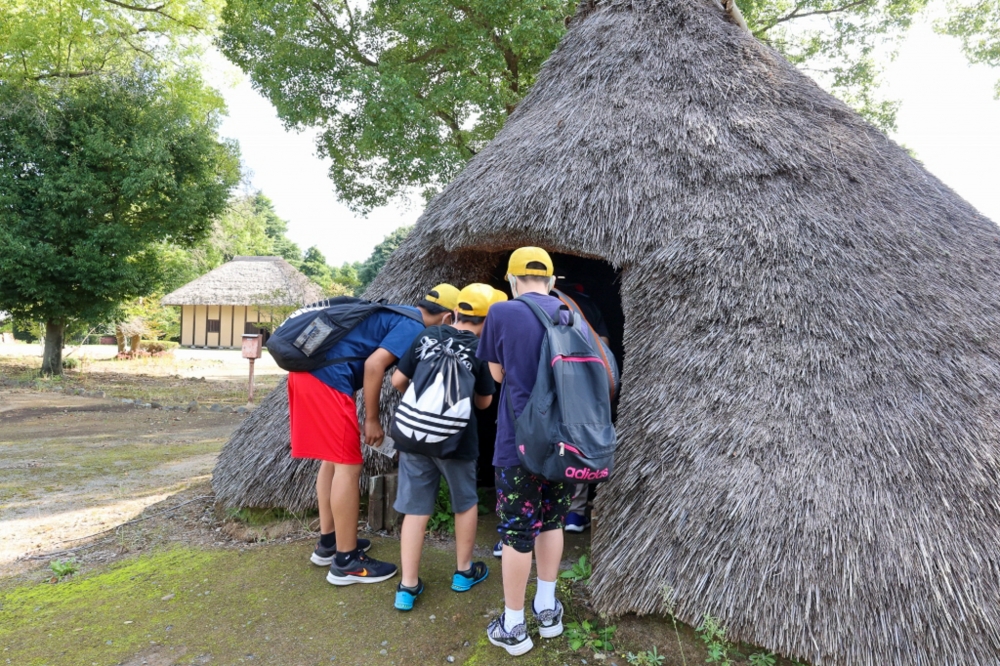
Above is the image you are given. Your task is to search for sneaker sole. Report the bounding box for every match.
[326,570,397,586]
[488,634,534,656]
[538,621,564,639]
[563,524,587,533]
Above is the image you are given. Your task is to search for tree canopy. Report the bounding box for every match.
[358,226,412,291]
[0,75,240,373]
[218,0,998,212]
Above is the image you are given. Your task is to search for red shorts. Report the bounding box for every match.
[287,372,362,465]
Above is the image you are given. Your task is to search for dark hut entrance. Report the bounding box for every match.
[474,252,624,485]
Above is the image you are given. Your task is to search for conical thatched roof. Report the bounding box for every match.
[162,256,323,306]
[214,0,1000,663]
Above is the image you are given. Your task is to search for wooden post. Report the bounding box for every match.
[247,358,256,404]
[368,475,385,531]
[384,473,401,532]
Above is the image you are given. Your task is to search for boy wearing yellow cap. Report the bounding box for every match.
[475,248,570,656]
[296,284,457,586]
[388,283,498,611]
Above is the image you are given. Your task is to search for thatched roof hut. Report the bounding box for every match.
[215,0,1000,663]
[162,256,323,348]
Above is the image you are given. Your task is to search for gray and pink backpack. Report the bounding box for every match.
[507,297,617,484]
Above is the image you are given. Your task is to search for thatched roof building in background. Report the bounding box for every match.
[162,256,323,348]
[215,0,1000,663]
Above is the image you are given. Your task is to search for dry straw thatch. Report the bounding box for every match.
[161,256,323,307]
[215,0,1000,663]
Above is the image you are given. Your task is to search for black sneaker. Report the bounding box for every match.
[310,538,371,566]
[487,613,533,656]
[326,550,397,586]
[532,598,564,638]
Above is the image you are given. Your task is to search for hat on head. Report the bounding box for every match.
[506,247,554,278]
[418,283,460,314]
[489,287,509,306]
[456,283,495,318]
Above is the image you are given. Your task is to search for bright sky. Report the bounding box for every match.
[209,18,1000,266]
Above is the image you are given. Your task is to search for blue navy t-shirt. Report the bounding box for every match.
[310,308,424,396]
[476,292,563,467]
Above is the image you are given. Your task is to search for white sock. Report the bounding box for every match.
[503,607,525,632]
[534,579,557,612]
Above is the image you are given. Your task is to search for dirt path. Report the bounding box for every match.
[0,390,242,569]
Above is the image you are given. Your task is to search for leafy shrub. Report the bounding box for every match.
[427,480,455,533]
[559,554,592,585]
[61,357,79,370]
[50,558,78,578]
[564,619,615,653]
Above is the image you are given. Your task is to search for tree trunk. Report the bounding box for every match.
[41,320,64,376]
[130,334,141,353]
[115,328,126,354]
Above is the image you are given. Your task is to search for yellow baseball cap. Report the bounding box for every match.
[456,283,495,318]
[506,247,554,278]
[488,287,508,306]
[419,283,460,313]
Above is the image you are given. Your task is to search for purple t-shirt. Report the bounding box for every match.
[476,292,564,467]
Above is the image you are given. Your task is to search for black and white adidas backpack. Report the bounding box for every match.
[391,329,476,458]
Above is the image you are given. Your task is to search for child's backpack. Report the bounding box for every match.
[391,329,476,458]
[508,297,617,484]
[552,288,620,401]
[265,296,423,372]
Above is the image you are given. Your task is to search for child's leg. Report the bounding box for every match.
[399,514,430,588]
[501,546,534,612]
[453,504,478,572]
[330,463,362,553]
[533,528,563,583]
[495,465,543,612]
[316,461,336,534]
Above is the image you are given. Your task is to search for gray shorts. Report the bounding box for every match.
[393,452,479,516]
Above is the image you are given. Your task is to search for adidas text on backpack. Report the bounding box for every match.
[507,297,617,483]
[391,329,476,458]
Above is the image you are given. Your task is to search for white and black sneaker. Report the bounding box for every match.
[310,538,371,566]
[326,550,397,586]
[486,613,533,656]
[532,599,564,638]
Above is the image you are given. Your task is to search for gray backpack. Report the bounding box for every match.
[507,297,617,483]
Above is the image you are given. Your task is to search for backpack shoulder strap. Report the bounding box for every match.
[514,295,560,329]
[379,304,425,325]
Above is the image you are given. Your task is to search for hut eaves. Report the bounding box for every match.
[161,256,323,307]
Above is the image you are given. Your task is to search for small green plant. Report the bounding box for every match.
[698,614,734,665]
[627,646,666,665]
[559,554,592,585]
[426,480,455,533]
[564,619,616,653]
[61,357,79,370]
[49,558,78,578]
[660,585,688,666]
[749,652,777,666]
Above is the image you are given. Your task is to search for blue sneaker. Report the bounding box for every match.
[492,541,503,558]
[394,579,424,611]
[564,512,590,533]
[452,562,489,592]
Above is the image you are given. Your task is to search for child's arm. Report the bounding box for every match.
[474,393,493,410]
[488,362,505,384]
[391,369,410,393]
[362,348,398,446]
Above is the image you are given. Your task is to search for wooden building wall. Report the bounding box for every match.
[178,305,273,348]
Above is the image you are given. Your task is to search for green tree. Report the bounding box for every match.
[940,0,1000,95]
[358,226,412,292]
[220,0,993,212]
[1,0,223,82]
[0,75,240,375]
[219,0,573,212]
[300,245,335,290]
[256,193,302,261]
